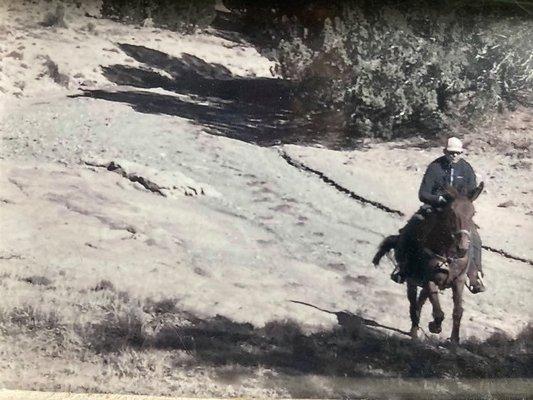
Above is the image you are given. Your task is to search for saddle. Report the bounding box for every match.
[398,210,482,292]
[398,207,439,256]
[395,206,442,282]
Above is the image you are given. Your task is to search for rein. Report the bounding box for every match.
[423,247,454,265]
[453,229,471,238]
[417,200,475,290]
[424,227,471,264]
[423,245,469,288]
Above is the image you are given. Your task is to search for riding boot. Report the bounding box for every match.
[391,261,407,284]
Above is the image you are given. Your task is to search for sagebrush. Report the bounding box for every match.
[229,1,533,139]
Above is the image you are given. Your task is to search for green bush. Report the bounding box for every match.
[234,1,533,139]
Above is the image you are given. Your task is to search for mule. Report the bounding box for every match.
[373,183,484,343]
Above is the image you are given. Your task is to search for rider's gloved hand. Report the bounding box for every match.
[438,192,454,204]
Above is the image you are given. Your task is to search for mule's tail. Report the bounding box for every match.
[372,235,399,266]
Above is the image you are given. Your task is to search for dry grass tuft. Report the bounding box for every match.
[83,22,97,34]
[82,307,147,353]
[92,279,115,292]
[5,51,23,60]
[40,4,67,28]
[1,289,530,387]
[461,325,533,377]
[143,297,179,315]
[40,56,70,87]
[20,275,52,286]
[4,305,62,333]
[262,319,304,345]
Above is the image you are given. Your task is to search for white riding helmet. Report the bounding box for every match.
[445,137,463,153]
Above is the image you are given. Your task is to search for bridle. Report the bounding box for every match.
[452,229,471,239]
[423,226,472,288]
[423,247,458,266]
[419,195,480,292]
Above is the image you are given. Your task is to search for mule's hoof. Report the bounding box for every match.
[428,321,442,334]
[469,282,486,294]
[410,326,421,340]
[445,337,460,350]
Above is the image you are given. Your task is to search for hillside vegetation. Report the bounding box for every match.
[224,0,533,139]
[30,0,532,140]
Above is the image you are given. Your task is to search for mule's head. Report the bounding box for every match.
[443,183,484,258]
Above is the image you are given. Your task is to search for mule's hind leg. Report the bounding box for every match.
[427,281,445,334]
[410,283,430,340]
[407,279,427,339]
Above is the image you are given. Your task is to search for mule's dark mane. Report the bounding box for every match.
[444,185,474,202]
[422,207,456,256]
[422,195,474,251]
[444,185,461,199]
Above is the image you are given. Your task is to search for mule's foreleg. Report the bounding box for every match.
[451,281,465,343]
[427,282,445,334]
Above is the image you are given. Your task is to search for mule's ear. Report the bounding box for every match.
[468,182,484,202]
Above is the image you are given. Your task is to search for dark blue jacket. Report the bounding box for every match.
[419,155,477,207]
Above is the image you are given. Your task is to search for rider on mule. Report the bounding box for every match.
[392,137,486,293]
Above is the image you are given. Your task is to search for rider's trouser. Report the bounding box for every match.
[468,225,483,280]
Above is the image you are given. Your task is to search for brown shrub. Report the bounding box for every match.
[41,56,70,87]
[143,297,179,315]
[21,275,52,286]
[92,279,115,292]
[7,305,62,332]
[40,4,67,28]
[82,309,146,353]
